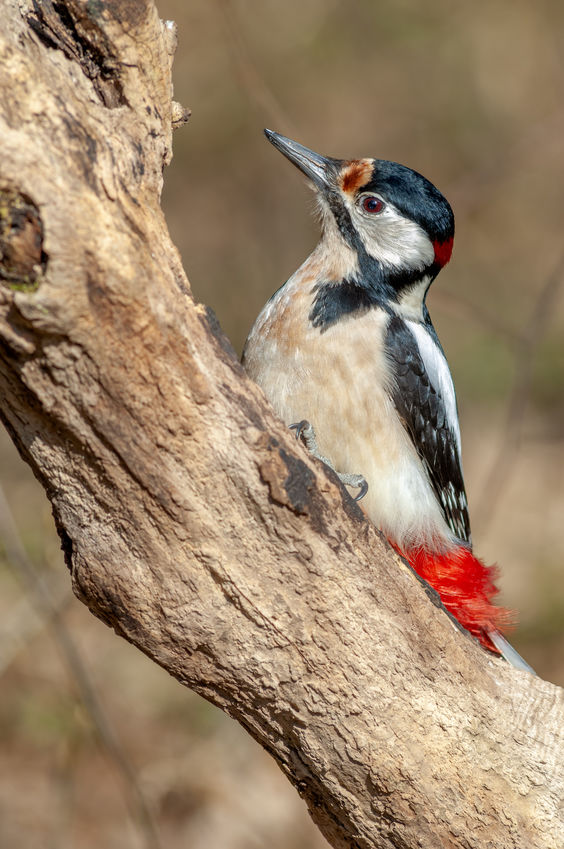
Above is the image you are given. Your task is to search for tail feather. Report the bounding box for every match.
[487,629,536,674]
[393,543,514,654]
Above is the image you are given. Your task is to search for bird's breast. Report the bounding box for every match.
[243,278,453,549]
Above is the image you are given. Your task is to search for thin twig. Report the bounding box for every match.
[0,583,71,677]
[214,0,299,137]
[474,253,564,534]
[0,483,162,849]
[448,110,564,218]
[433,288,523,348]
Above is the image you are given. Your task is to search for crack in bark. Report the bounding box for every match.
[0,188,47,289]
[27,0,127,107]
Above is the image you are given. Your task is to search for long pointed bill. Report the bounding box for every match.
[264,129,336,191]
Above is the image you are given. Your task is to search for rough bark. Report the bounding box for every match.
[0,2,562,848]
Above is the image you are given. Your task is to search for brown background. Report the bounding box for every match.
[1,1,563,847]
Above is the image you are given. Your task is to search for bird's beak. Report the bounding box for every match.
[264,129,336,192]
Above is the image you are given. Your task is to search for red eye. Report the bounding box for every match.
[362,196,385,214]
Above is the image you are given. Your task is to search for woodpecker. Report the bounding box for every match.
[243,129,533,672]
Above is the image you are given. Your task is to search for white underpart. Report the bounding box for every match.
[407,321,462,458]
[394,275,432,322]
[245,223,358,339]
[315,206,359,279]
[243,274,457,551]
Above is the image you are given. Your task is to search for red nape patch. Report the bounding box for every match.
[433,237,454,268]
[392,543,514,653]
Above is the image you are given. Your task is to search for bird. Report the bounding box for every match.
[243,129,533,673]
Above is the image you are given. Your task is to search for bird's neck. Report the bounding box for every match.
[307,233,437,326]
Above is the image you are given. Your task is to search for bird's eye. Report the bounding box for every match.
[361,196,385,214]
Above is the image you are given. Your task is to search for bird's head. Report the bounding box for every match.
[264,129,454,316]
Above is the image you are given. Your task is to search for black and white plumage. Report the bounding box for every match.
[385,312,470,544]
[244,131,461,550]
[243,131,533,672]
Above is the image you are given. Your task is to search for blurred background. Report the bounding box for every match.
[1,1,564,846]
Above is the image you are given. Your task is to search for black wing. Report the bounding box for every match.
[385,314,471,544]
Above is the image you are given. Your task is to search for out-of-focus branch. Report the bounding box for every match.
[0,484,162,849]
[474,253,564,532]
[433,287,523,346]
[0,581,70,677]
[449,110,564,217]
[214,0,298,135]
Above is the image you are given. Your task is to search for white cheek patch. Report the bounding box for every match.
[349,201,435,271]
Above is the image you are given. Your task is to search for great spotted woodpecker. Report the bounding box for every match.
[243,130,534,673]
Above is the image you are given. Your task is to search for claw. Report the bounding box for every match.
[289,419,310,441]
[338,472,368,501]
[354,478,368,502]
[289,420,368,502]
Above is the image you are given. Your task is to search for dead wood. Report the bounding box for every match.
[0,2,562,847]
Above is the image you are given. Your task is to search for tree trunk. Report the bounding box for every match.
[0,2,562,847]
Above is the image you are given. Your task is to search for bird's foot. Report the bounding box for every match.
[289,420,368,502]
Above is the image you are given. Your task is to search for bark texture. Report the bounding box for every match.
[0,2,563,848]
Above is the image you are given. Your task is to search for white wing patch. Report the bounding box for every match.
[407,320,462,458]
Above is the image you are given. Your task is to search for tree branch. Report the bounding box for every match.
[0,2,562,848]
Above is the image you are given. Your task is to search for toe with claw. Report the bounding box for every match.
[289,420,368,501]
